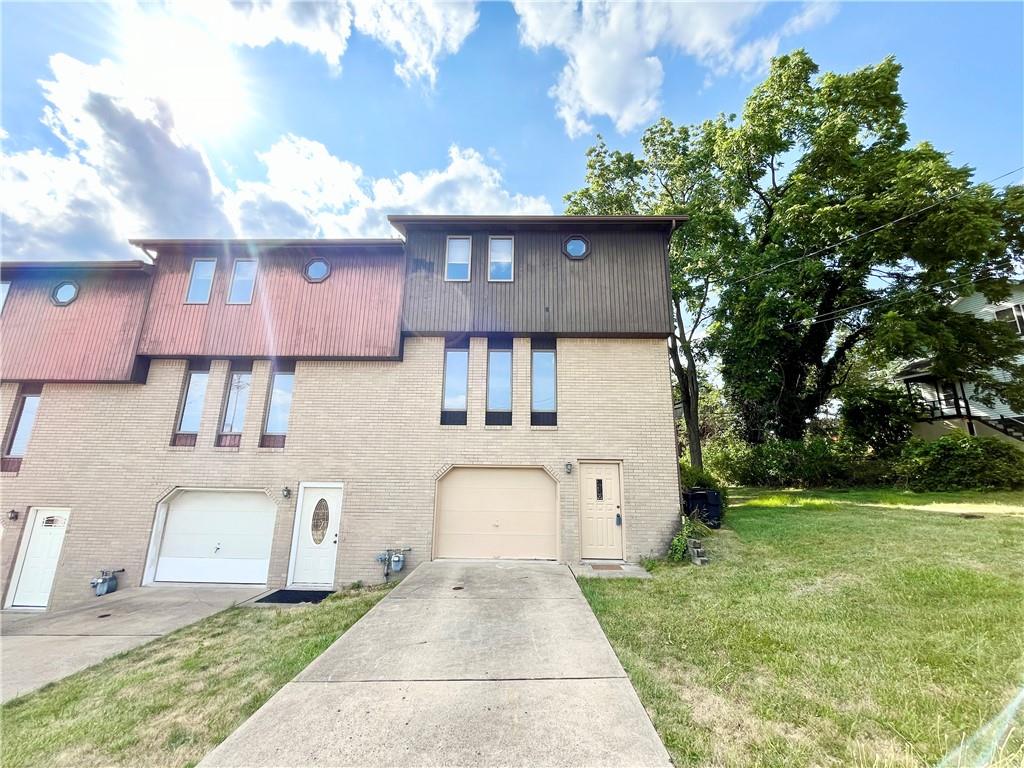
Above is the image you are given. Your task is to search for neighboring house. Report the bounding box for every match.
[894,284,1024,447]
[0,215,683,610]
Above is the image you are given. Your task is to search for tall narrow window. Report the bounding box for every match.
[261,364,295,448]
[445,236,471,281]
[228,259,257,304]
[185,259,216,304]
[3,386,42,472]
[486,338,513,425]
[173,364,209,446]
[217,365,252,446]
[531,338,557,426]
[441,338,469,425]
[488,236,514,282]
[0,281,11,314]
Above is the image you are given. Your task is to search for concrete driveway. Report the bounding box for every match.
[201,561,670,767]
[1,585,262,702]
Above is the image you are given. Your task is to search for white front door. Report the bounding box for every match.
[580,462,624,559]
[290,484,343,587]
[10,508,70,608]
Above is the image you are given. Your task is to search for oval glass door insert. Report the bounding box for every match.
[311,499,329,545]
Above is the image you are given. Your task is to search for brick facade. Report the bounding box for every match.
[1,336,680,609]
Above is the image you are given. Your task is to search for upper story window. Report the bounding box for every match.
[488,236,514,282]
[51,281,78,306]
[185,259,216,304]
[218,364,252,446]
[531,338,557,427]
[4,386,42,463]
[0,282,10,314]
[261,364,295,448]
[441,337,469,425]
[563,235,590,260]
[486,338,513,425]
[172,363,209,445]
[304,258,330,283]
[445,236,471,282]
[228,259,257,304]
[995,304,1024,335]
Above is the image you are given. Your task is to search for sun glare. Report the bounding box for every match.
[116,7,251,142]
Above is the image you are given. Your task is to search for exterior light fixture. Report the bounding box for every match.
[282,487,292,499]
[565,462,573,474]
[7,509,17,521]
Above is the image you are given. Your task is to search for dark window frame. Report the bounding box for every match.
[485,337,513,425]
[530,338,557,426]
[172,362,210,444]
[995,304,1024,335]
[562,235,591,260]
[217,362,254,444]
[441,337,470,425]
[51,280,79,306]
[303,258,331,284]
[261,362,296,446]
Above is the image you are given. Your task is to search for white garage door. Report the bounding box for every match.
[155,490,276,584]
[435,467,557,560]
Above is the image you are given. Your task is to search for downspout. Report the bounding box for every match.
[958,380,977,436]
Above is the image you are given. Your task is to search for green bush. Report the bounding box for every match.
[667,532,688,562]
[679,462,730,507]
[839,384,918,456]
[892,433,1024,491]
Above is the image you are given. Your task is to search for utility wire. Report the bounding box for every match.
[731,165,1024,286]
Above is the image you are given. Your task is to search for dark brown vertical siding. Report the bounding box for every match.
[401,228,672,336]
[0,269,151,382]
[138,246,404,358]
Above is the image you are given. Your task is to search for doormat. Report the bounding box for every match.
[589,564,623,571]
[255,589,334,605]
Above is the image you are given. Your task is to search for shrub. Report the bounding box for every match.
[892,433,1024,491]
[840,384,918,455]
[667,517,713,563]
[679,461,730,507]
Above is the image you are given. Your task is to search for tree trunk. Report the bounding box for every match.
[669,328,703,470]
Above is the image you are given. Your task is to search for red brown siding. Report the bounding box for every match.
[0,267,152,382]
[138,246,404,359]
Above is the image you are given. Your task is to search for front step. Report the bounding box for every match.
[686,538,709,566]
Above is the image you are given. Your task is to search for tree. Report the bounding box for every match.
[566,49,1024,449]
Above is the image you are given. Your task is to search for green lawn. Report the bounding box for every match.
[581,488,1024,768]
[1,585,390,768]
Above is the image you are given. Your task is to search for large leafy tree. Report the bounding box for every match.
[567,49,1024,452]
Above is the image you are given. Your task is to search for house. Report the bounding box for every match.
[894,284,1024,447]
[0,215,683,610]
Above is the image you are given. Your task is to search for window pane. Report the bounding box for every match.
[186,260,215,303]
[221,372,252,432]
[0,282,9,314]
[228,260,257,304]
[487,349,512,411]
[265,373,294,434]
[443,349,469,410]
[445,238,471,281]
[7,395,40,457]
[488,238,513,281]
[178,371,209,433]
[532,350,556,411]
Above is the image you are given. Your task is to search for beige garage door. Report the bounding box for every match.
[435,467,557,559]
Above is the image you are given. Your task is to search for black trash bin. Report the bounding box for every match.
[683,488,723,529]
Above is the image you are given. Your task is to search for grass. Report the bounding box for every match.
[580,487,1024,768]
[1,585,391,768]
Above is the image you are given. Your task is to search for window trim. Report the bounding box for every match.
[486,342,513,425]
[50,281,79,307]
[174,365,210,437]
[487,235,515,282]
[3,388,42,459]
[218,365,253,436]
[227,259,258,305]
[441,338,470,424]
[262,367,295,437]
[185,258,216,305]
[444,235,472,282]
[995,303,1024,335]
[1,281,11,314]
[562,234,591,260]
[530,340,557,427]
[303,258,331,284]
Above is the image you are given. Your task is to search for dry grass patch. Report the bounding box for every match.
[1,585,390,768]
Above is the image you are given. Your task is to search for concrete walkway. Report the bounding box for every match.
[201,561,670,767]
[1,585,262,702]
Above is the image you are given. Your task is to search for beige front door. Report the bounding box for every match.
[434,467,557,560]
[580,462,623,559]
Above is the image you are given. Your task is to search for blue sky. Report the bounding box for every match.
[2,1,1021,260]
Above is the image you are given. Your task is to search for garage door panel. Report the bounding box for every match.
[155,491,276,584]
[435,468,557,560]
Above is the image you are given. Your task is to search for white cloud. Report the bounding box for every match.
[1,52,550,260]
[513,1,839,138]
[173,0,478,84]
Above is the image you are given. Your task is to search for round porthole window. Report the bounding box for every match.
[304,258,330,283]
[51,281,79,306]
[562,236,590,260]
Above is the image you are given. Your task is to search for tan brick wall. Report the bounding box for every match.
[0,337,680,609]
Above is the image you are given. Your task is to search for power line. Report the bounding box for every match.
[731,165,1024,286]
